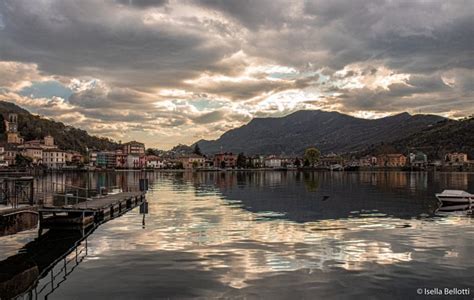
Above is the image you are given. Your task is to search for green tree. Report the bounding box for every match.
[15,154,32,167]
[294,157,301,167]
[236,152,246,168]
[193,143,202,156]
[303,158,310,167]
[304,147,321,168]
[0,114,5,133]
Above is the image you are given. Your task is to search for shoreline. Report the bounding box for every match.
[1,167,473,173]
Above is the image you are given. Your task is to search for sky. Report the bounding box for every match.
[0,0,473,149]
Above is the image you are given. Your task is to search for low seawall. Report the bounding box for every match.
[0,207,38,237]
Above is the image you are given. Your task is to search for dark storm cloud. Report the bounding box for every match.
[331,72,471,114]
[115,0,168,8]
[1,0,472,90]
[196,0,291,29]
[201,0,474,75]
[0,0,234,89]
[191,110,225,124]
[68,83,155,110]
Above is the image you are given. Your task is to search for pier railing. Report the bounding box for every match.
[1,176,148,209]
[0,177,34,208]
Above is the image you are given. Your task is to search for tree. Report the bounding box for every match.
[236,152,246,168]
[303,158,310,167]
[294,157,301,167]
[193,143,202,156]
[15,154,32,167]
[146,148,160,156]
[0,114,5,133]
[304,147,321,168]
[0,114,5,141]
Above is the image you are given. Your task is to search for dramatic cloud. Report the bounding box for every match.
[0,0,472,148]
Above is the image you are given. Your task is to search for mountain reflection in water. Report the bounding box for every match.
[0,171,473,299]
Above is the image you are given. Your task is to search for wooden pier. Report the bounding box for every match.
[39,191,146,227]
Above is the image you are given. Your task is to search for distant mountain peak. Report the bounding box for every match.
[195,109,446,155]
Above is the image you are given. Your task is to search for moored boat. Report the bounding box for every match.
[435,190,473,206]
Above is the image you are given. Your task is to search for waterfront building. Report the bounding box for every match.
[264,156,282,168]
[122,141,145,156]
[126,154,141,169]
[214,152,237,169]
[115,149,127,169]
[122,141,146,169]
[89,150,98,167]
[72,152,84,164]
[21,146,43,164]
[180,154,205,169]
[445,152,468,165]
[139,155,147,169]
[3,144,18,166]
[146,155,165,169]
[376,154,407,167]
[320,153,345,167]
[42,149,66,169]
[358,156,378,167]
[281,157,298,168]
[0,146,7,167]
[65,151,84,164]
[409,152,428,167]
[204,159,214,168]
[250,156,264,168]
[97,151,116,169]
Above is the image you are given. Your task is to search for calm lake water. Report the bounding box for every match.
[1,171,474,299]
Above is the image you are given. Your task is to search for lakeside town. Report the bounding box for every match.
[0,112,472,172]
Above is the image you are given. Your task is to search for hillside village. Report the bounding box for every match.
[0,111,471,171]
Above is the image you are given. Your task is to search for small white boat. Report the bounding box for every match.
[437,204,472,212]
[435,190,473,205]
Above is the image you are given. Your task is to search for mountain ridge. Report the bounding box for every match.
[194,110,447,155]
[0,101,119,154]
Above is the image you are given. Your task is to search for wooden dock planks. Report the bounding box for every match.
[72,192,144,210]
[39,191,146,226]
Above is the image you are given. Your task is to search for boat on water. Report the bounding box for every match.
[437,203,473,213]
[435,190,473,206]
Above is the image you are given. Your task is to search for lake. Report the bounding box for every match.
[1,171,473,299]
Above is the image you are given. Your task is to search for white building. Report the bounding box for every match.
[22,146,43,164]
[146,156,165,169]
[0,146,7,167]
[126,154,141,169]
[89,151,98,166]
[264,156,282,168]
[42,149,66,169]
